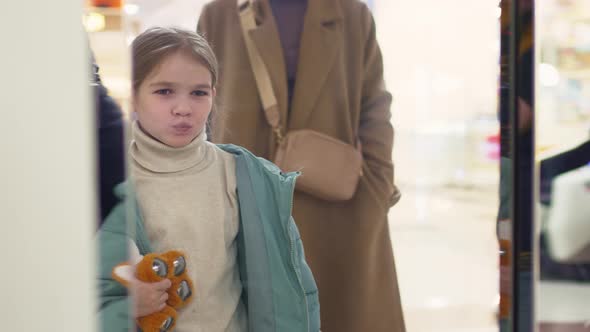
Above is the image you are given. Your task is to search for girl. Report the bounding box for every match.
[97,27,320,332]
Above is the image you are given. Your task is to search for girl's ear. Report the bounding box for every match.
[132,92,139,113]
[131,93,141,122]
[212,87,217,98]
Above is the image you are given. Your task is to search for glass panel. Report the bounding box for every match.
[92,1,507,331]
[377,1,501,331]
[536,0,590,331]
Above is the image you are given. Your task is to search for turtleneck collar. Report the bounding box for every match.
[130,121,212,174]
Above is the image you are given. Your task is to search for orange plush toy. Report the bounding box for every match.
[112,249,195,332]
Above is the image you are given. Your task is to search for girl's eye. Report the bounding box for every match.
[192,90,209,97]
[154,89,173,95]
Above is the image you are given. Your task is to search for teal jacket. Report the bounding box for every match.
[97,145,320,332]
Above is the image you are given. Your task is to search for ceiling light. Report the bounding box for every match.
[124,4,140,16]
[83,12,106,32]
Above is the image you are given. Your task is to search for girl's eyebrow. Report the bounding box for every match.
[149,81,211,89]
[149,81,175,87]
[192,83,212,89]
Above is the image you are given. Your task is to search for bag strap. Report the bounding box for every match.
[237,0,284,143]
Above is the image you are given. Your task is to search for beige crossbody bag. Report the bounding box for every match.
[237,0,363,201]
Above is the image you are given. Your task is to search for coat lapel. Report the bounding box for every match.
[289,0,344,129]
[247,0,289,128]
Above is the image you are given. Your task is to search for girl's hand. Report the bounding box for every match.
[131,278,172,318]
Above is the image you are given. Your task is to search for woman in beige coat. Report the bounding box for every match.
[198,0,405,331]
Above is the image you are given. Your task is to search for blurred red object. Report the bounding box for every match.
[91,0,122,8]
[486,133,501,160]
[486,133,500,144]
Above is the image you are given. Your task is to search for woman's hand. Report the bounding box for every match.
[131,278,172,318]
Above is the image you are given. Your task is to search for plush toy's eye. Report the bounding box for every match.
[173,256,186,276]
[152,258,168,278]
[160,316,174,332]
[177,280,192,301]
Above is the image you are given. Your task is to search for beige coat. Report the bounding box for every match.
[198,1,405,331]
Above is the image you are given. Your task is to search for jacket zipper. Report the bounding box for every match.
[286,174,311,332]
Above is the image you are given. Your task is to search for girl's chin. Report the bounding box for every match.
[163,135,198,148]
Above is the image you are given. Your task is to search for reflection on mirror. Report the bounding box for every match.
[536,1,590,331]
[86,1,518,331]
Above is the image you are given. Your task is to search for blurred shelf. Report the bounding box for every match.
[559,69,590,79]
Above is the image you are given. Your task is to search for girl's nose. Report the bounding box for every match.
[172,102,192,117]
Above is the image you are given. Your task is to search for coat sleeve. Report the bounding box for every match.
[196,3,213,40]
[96,201,133,332]
[358,4,401,210]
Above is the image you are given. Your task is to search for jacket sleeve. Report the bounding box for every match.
[289,217,321,331]
[96,201,133,332]
[97,83,125,225]
[358,4,401,211]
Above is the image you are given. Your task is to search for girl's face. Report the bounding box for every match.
[134,51,215,148]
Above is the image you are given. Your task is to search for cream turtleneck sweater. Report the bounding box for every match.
[130,122,247,332]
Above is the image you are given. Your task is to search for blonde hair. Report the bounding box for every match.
[131,27,218,92]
